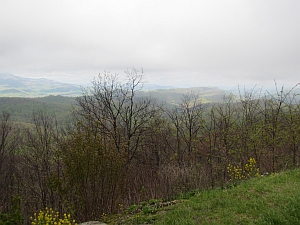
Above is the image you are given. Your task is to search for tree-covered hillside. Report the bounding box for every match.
[0,95,75,125]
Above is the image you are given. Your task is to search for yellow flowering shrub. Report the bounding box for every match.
[30,207,77,225]
[227,157,260,183]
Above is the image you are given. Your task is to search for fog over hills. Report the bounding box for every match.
[0,73,178,97]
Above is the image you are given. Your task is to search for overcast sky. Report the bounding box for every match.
[1,0,300,88]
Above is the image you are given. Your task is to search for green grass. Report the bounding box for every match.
[103,169,300,224]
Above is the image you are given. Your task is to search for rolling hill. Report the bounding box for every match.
[140,86,229,105]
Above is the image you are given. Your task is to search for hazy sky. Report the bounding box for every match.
[1,0,300,88]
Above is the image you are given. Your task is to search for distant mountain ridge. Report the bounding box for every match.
[0,73,82,97]
[0,73,230,102]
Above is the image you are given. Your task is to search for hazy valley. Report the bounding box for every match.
[0,73,231,125]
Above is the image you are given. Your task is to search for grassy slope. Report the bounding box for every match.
[105,169,300,225]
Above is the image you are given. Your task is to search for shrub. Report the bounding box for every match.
[227,157,260,183]
[0,195,23,225]
[30,207,77,225]
[0,212,23,225]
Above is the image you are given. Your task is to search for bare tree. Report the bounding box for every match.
[74,69,161,164]
[237,86,263,163]
[166,92,205,162]
[0,112,20,213]
[21,110,63,220]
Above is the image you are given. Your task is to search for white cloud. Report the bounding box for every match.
[1,0,300,88]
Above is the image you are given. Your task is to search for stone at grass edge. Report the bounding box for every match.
[79,222,107,225]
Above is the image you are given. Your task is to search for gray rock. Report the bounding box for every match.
[79,222,107,225]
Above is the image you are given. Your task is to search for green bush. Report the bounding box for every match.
[0,212,23,225]
[0,196,23,225]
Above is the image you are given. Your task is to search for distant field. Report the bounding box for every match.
[137,86,230,106]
